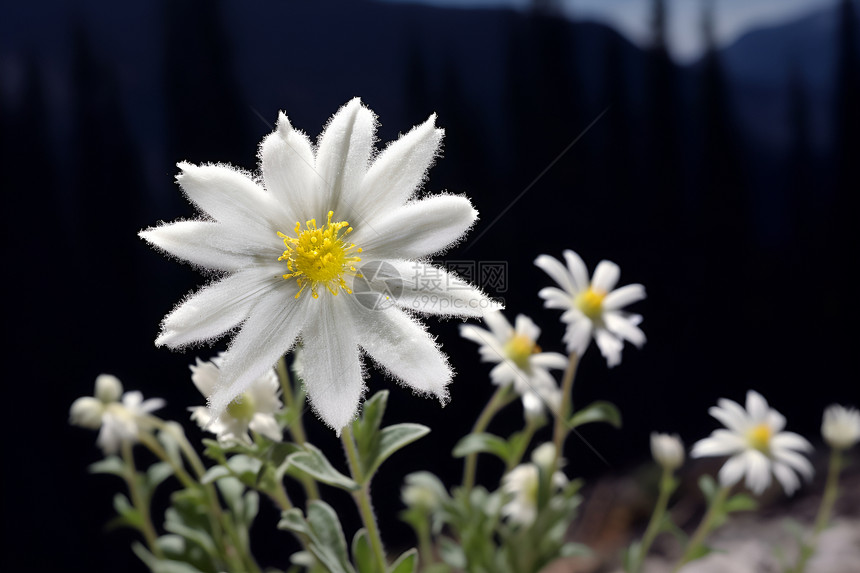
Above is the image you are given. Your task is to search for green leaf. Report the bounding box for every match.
[146,462,174,491]
[353,391,389,456]
[286,443,359,491]
[698,475,717,503]
[452,433,510,462]
[200,465,231,485]
[279,508,309,535]
[226,454,264,487]
[112,493,143,529]
[686,543,713,562]
[131,542,208,573]
[351,529,378,573]
[88,456,125,477]
[622,541,642,573]
[364,423,430,478]
[388,548,417,573]
[163,508,217,557]
[567,401,622,429]
[306,501,356,573]
[560,542,591,558]
[724,493,758,513]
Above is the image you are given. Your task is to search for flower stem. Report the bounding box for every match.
[632,467,675,573]
[276,356,320,501]
[462,384,515,492]
[121,440,164,559]
[551,352,580,474]
[793,448,843,573]
[506,417,540,472]
[673,485,731,572]
[342,427,387,572]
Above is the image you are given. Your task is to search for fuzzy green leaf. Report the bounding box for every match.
[353,391,389,456]
[363,424,430,478]
[698,475,718,503]
[452,433,510,462]
[351,529,378,573]
[567,401,622,429]
[725,493,758,513]
[88,456,125,477]
[388,548,417,573]
[306,501,356,573]
[286,444,359,491]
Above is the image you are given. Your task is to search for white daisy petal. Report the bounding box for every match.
[591,260,620,292]
[530,352,568,370]
[562,250,590,292]
[140,221,250,272]
[746,390,769,421]
[535,254,577,295]
[537,286,573,310]
[709,403,748,434]
[316,99,377,215]
[514,314,541,342]
[718,453,748,487]
[353,303,452,401]
[156,268,286,348]
[356,114,442,221]
[563,317,593,355]
[603,312,646,348]
[773,449,815,480]
[490,361,518,386]
[249,414,283,442]
[260,112,319,222]
[385,260,501,317]
[691,431,745,457]
[177,162,276,229]
[353,195,477,260]
[483,311,514,342]
[208,290,311,420]
[772,461,801,495]
[602,284,646,310]
[771,432,812,453]
[593,328,623,368]
[744,449,772,494]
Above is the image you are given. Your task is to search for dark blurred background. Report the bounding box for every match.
[3,0,858,570]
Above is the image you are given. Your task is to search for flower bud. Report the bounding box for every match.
[651,432,684,471]
[95,374,123,403]
[822,405,860,450]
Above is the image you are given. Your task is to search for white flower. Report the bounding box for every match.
[70,375,165,454]
[691,390,813,495]
[535,250,645,367]
[651,432,685,471]
[460,311,565,419]
[822,404,860,450]
[501,459,567,525]
[189,355,283,445]
[140,99,499,432]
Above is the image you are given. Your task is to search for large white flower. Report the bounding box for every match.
[70,374,165,454]
[534,250,645,367]
[141,99,498,432]
[189,355,283,445]
[691,390,813,495]
[460,311,565,418]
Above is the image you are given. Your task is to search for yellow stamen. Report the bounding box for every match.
[277,211,362,299]
[747,423,772,452]
[574,287,606,321]
[505,334,539,370]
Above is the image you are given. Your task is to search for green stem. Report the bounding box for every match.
[673,485,731,572]
[138,433,197,489]
[121,440,164,559]
[632,467,675,573]
[462,384,515,492]
[506,417,540,472]
[276,356,320,501]
[342,428,387,572]
[551,352,580,474]
[794,448,843,573]
[414,515,435,573]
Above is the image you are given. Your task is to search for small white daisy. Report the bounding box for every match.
[535,250,645,367]
[189,355,283,445]
[460,311,566,418]
[822,404,860,450]
[650,432,685,471]
[691,390,813,495]
[501,444,567,525]
[70,374,165,454]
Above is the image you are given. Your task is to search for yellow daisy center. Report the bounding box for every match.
[574,287,606,321]
[747,423,772,452]
[505,334,540,370]
[226,392,255,421]
[277,210,362,299]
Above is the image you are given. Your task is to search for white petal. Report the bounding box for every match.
[140,221,250,272]
[156,267,287,348]
[176,162,277,231]
[537,287,573,310]
[316,98,376,216]
[459,324,503,361]
[514,314,540,342]
[772,448,814,480]
[490,361,518,387]
[140,398,166,414]
[563,317,593,355]
[593,328,623,367]
[771,431,812,453]
[351,302,452,401]
[483,310,514,343]
[772,462,800,495]
[530,352,568,370]
[300,296,364,433]
[562,250,590,292]
[260,112,320,222]
[379,260,501,318]
[534,254,577,295]
[207,289,312,422]
[709,403,748,434]
[353,195,477,260]
[602,284,646,310]
[744,449,772,494]
[717,453,747,488]
[249,414,283,442]
[591,260,620,292]
[767,409,787,433]
[691,431,745,457]
[190,359,221,397]
[745,390,770,422]
[356,113,442,220]
[603,312,646,348]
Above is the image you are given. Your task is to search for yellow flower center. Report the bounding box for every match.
[747,423,772,452]
[277,210,362,299]
[226,392,255,421]
[504,334,540,370]
[574,287,606,321]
